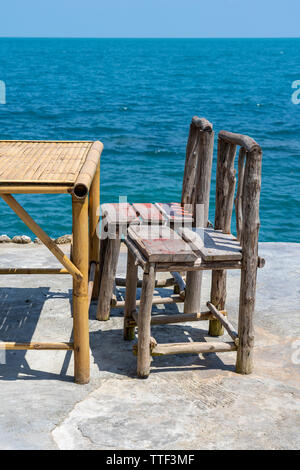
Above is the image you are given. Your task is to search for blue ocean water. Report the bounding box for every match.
[0,38,299,242]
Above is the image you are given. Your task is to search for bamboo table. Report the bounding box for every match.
[0,140,103,384]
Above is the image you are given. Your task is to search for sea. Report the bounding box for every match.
[0,38,299,242]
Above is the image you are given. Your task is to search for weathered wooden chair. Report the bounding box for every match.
[97,116,214,321]
[123,130,264,378]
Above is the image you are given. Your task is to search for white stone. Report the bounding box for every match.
[11,235,32,244]
[0,234,11,243]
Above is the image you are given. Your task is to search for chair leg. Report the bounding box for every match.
[236,266,257,375]
[124,250,138,340]
[96,234,121,321]
[137,264,156,378]
[209,270,226,336]
[184,271,202,313]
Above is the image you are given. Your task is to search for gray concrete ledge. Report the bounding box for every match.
[0,242,299,449]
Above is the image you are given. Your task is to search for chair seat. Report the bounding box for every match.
[178,227,242,261]
[128,225,197,263]
[101,202,193,226]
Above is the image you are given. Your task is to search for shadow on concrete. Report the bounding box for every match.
[0,287,73,382]
[0,285,235,382]
[90,286,235,377]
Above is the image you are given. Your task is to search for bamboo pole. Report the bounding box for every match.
[0,342,73,350]
[0,185,70,194]
[236,147,262,375]
[73,141,103,199]
[89,160,100,299]
[137,264,156,378]
[0,268,69,275]
[124,250,138,340]
[1,194,83,281]
[72,195,90,384]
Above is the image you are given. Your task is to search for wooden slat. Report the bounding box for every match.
[101,202,139,225]
[132,202,164,224]
[155,202,193,224]
[0,141,94,185]
[128,225,197,263]
[178,227,242,261]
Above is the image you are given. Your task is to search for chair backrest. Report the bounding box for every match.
[214,130,262,251]
[181,116,214,226]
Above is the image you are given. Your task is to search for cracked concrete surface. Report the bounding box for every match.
[0,242,299,449]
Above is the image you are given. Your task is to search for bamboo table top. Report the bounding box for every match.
[0,140,96,192]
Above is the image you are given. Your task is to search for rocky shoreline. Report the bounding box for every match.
[0,234,72,245]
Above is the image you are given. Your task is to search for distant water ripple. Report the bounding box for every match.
[0,38,299,242]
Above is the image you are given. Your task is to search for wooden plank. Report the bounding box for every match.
[155,202,193,224]
[178,227,242,261]
[128,225,197,263]
[132,202,164,224]
[101,202,139,225]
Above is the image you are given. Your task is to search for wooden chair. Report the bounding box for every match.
[97,116,214,321]
[123,130,264,378]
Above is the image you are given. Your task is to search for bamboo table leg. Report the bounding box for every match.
[72,195,90,384]
[89,161,100,299]
[137,264,156,378]
[124,250,138,340]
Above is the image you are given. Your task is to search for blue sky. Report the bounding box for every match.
[0,0,299,38]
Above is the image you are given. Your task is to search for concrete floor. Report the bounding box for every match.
[0,242,299,450]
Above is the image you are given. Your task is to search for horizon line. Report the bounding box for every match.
[0,36,299,40]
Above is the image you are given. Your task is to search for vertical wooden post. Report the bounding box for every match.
[209,138,236,336]
[137,264,156,378]
[124,250,138,340]
[89,161,100,299]
[98,224,108,290]
[234,148,246,241]
[96,228,121,321]
[184,120,214,314]
[184,271,203,313]
[209,270,227,336]
[72,195,90,384]
[236,148,262,374]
